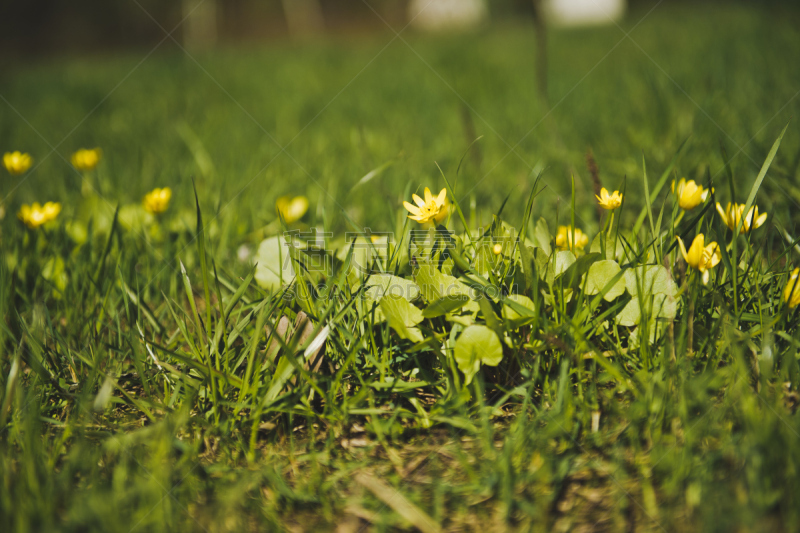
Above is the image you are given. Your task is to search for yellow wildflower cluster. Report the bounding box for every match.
[18,202,61,229]
[397,179,775,294]
[556,225,589,251]
[143,187,172,214]
[5,146,179,229]
[71,148,102,171]
[3,151,33,175]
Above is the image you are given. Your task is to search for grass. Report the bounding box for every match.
[2,3,800,531]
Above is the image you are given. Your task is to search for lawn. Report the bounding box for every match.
[2,2,800,531]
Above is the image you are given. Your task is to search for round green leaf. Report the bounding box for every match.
[454,325,503,385]
[624,266,676,298]
[584,260,626,301]
[254,236,296,290]
[379,294,424,329]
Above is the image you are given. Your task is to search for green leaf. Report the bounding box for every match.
[561,252,601,289]
[624,265,676,298]
[584,260,626,301]
[616,266,678,329]
[254,236,296,290]
[454,325,504,385]
[364,274,420,302]
[193,179,213,346]
[380,295,425,342]
[337,236,378,284]
[533,217,552,256]
[351,158,395,190]
[414,262,479,304]
[379,294,424,328]
[739,124,787,235]
[535,249,576,285]
[616,298,642,327]
[502,294,536,320]
[422,294,471,318]
[519,244,537,296]
[42,256,67,293]
[589,232,623,261]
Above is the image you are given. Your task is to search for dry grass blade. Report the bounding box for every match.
[354,472,441,533]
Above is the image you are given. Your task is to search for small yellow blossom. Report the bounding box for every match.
[556,225,589,251]
[403,187,446,224]
[595,187,622,210]
[18,202,61,229]
[71,148,102,171]
[676,234,721,284]
[784,268,800,308]
[143,187,172,214]
[672,178,710,210]
[4,151,33,175]
[716,202,767,234]
[276,195,309,223]
[492,243,503,255]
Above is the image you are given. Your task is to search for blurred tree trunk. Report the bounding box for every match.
[183,0,218,50]
[281,0,324,38]
[531,0,549,107]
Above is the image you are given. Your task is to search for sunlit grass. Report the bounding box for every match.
[2,4,800,531]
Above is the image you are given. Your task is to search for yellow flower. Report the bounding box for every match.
[275,195,309,223]
[18,201,61,229]
[433,196,450,224]
[595,187,622,210]
[676,234,721,284]
[4,151,33,175]
[71,148,102,171]
[671,178,710,210]
[715,202,767,234]
[403,187,446,224]
[143,187,172,214]
[555,225,589,251]
[492,243,503,255]
[784,268,800,308]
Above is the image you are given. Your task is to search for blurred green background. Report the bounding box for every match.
[2,1,799,244]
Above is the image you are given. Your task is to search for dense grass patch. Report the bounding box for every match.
[2,4,800,531]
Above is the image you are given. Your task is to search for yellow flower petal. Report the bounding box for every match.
[435,188,447,208]
[676,236,689,264]
[784,268,800,308]
[403,201,421,216]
